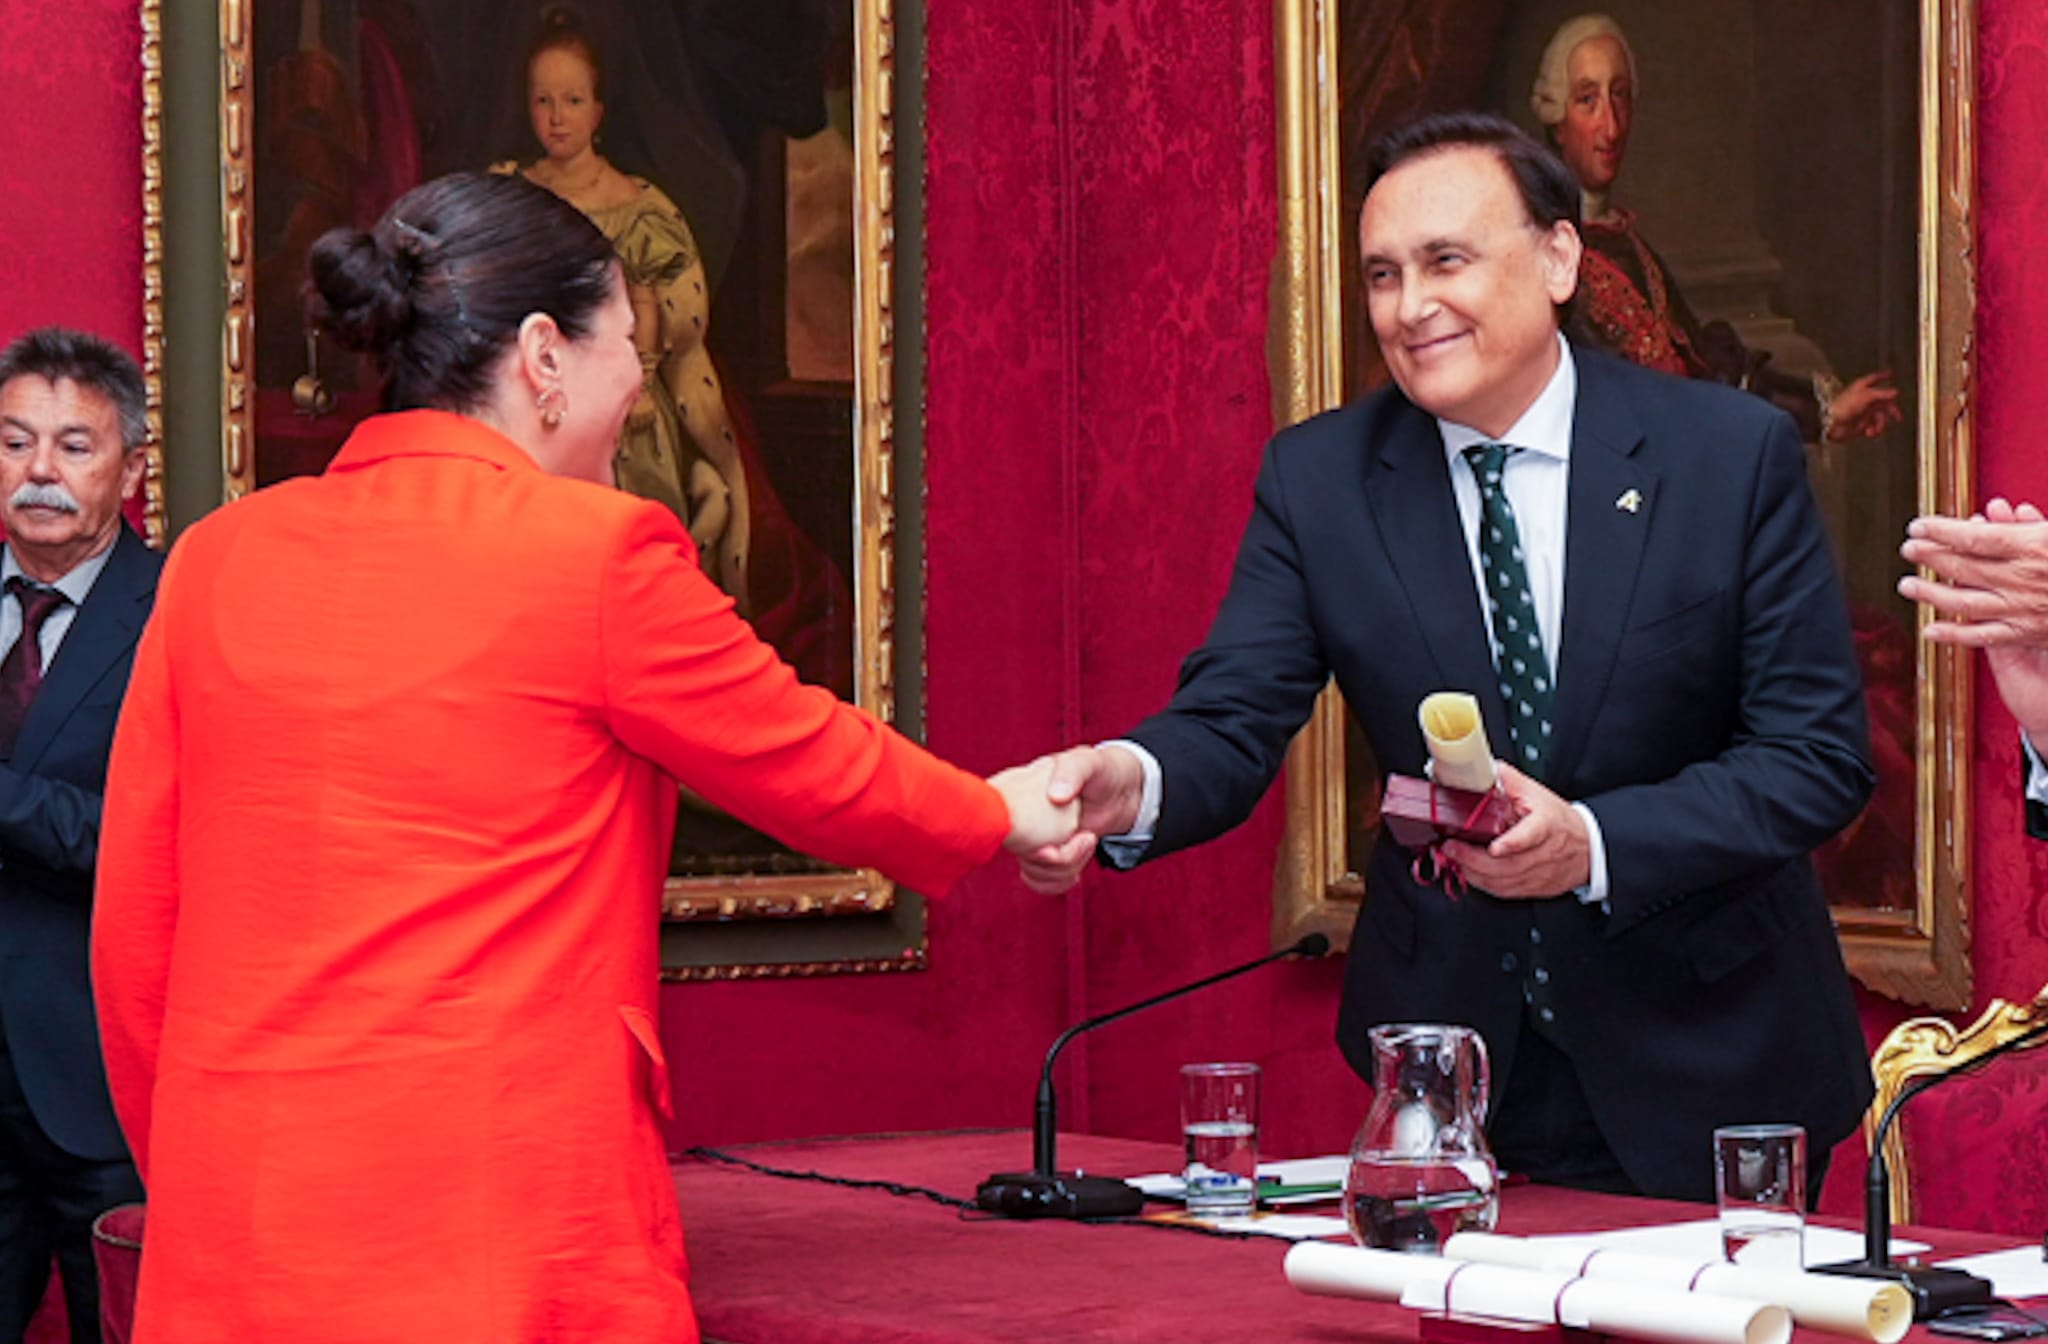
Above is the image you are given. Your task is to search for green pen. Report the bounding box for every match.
[1256,1179,1343,1201]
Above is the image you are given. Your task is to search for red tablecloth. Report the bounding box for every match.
[673,1131,2024,1344]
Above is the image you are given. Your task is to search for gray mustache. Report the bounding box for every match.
[10,484,79,514]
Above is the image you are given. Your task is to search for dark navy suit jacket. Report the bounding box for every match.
[0,525,161,1160]
[1123,345,1875,1201]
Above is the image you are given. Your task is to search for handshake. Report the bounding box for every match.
[985,745,1148,895]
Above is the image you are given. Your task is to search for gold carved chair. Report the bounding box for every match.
[1865,983,2048,1233]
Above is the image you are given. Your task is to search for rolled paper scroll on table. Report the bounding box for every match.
[1440,1234,1912,1344]
[1283,1242,1792,1344]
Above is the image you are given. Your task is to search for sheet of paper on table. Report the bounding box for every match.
[1130,1155,1348,1206]
[1528,1219,1929,1267]
[1934,1246,2048,1301]
[1143,1208,1352,1240]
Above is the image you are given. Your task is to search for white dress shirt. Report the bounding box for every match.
[2024,735,2048,810]
[1106,335,1611,903]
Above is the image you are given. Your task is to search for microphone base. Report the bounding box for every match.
[1810,1260,1995,1320]
[975,1171,1145,1219]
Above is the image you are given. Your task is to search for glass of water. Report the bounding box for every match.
[1714,1123,1806,1268]
[1182,1062,1260,1218]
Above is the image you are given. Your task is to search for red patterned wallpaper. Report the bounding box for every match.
[0,0,141,355]
[1967,0,2048,1010]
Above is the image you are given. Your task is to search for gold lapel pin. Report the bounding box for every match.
[1616,488,1643,514]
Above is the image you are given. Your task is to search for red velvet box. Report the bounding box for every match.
[1381,773,1514,850]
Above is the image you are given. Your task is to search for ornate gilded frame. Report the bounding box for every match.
[1866,983,2048,1224]
[1269,0,1976,1009]
[153,0,922,978]
[129,0,170,549]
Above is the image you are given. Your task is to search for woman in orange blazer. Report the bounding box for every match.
[90,173,1069,1344]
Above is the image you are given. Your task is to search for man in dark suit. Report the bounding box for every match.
[0,328,161,1344]
[1017,113,1874,1202]
[1899,497,2048,839]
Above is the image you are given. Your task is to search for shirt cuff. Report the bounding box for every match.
[1570,801,1610,907]
[2025,733,2048,809]
[1097,738,1162,868]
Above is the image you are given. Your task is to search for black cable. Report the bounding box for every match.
[679,1144,979,1212]
[675,1145,1281,1240]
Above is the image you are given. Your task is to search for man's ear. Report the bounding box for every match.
[119,448,146,502]
[515,312,566,390]
[1539,221,1583,306]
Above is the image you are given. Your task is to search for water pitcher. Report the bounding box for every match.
[1344,1022,1499,1252]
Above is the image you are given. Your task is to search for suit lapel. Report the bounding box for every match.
[1549,352,1656,786]
[1362,401,1513,750]
[13,529,154,770]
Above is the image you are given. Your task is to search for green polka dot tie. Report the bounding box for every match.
[1464,442,1552,780]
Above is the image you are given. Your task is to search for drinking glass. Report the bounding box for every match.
[1182,1062,1260,1217]
[1714,1123,1806,1268]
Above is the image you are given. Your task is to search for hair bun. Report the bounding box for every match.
[308,226,420,354]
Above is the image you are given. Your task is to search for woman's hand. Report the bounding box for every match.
[988,756,1081,856]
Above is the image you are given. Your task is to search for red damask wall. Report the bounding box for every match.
[9,0,2048,1229]
[0,0,141,359]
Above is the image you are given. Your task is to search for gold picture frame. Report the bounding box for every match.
[149,0,922,978]
[128,0,170,551]
[1269,0,1975,1009]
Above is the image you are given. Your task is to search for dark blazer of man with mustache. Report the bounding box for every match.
[0,523,160,1334]
[1124,343,1874,1202]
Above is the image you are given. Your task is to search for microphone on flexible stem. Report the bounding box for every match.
[1813,1015,2048,1318]
[975,931,1332,1219]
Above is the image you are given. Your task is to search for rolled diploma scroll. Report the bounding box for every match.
[1284,1243,1791,1344]
[1442,1234,1911,1344]
[1420,692,1498,794]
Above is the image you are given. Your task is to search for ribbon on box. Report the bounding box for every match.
[1407,782,1510,899]
[1386,691,1515,896]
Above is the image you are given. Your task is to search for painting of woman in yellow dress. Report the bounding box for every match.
[498,7,752,610]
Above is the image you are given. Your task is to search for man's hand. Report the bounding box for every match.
[1012,744,1146,894]
[988,755,1081,855]
[1437,761,1591,898]
[1824,370,1902,442]
[1900,497,2048,742]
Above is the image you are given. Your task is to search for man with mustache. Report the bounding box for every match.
[1016,113,1874,1202]
[0,328,160,1344]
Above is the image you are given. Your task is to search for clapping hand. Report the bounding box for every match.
[1900,497,2048,743]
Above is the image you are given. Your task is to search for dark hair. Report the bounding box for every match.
[1363,111,1582,235]
[308,172,616,414]
[526,5,604,102]
[0,326,148,450]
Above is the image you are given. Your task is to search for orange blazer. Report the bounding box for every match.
[92,411,1008,1344]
